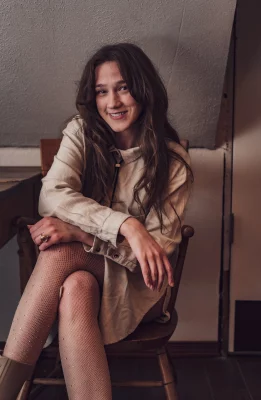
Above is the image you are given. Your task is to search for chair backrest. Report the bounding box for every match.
[40,139,61,176]
[166,138,194,313]
[167,225,194,315]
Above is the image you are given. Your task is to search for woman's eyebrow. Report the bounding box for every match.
[95,80,126,88]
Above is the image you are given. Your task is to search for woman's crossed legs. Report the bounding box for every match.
[3,242,165,399]
[4,242,110,400]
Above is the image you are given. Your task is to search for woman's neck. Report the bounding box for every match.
[114,128,140,150]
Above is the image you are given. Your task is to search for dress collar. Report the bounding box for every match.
[109,146,142,164]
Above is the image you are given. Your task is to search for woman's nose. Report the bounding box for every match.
[107,91,121,108]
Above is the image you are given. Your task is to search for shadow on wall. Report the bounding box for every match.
[146,34,230,149]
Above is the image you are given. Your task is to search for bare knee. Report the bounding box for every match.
[59,271,100,318]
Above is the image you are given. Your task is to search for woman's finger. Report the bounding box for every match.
[29,217,55,235]
[155,256,165,292]
[139,259,153,290]
[30,221,55,243]
[30,227,49,243]
[38,234,60,251]
[34,234,42,245]
[39,240,53,251]
[33,232,51,246]
[30,227,49,242]
[28,219,45,234]
[163,255,174,287]
[147,256,158,290]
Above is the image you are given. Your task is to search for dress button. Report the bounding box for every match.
[96,248,101,252]
[113,253,119,259]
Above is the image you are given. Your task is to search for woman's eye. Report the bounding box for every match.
[119,85,128,91]
[96,90,107,96]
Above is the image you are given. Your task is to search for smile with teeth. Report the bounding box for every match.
[109,111,127,117]
[109,111,127,119]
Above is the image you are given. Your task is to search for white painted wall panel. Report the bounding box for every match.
[173,149,223,341]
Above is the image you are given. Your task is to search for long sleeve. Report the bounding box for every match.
[84,150,192,272]
[38,119,131,248]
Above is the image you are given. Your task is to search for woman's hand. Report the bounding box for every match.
[28,217,94,251]
[120,218,174,292]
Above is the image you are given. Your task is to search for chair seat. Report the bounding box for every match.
[105,309,178,353]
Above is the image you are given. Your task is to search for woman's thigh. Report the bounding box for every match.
[34,242,105,288]
[37,243,164,323]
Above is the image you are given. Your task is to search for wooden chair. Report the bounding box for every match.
[16,139,194,400]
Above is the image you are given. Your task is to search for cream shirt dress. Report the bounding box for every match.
[39,117,191,345]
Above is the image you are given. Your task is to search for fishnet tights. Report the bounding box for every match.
[58,270,111,400]
[3,242,111,400]
[3,242,164,400]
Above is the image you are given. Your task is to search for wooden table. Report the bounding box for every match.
[0,167,41,249]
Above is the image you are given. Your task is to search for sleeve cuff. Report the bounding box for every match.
[82,236,138,273]
[83,236,108,254]
[99,212,131,248]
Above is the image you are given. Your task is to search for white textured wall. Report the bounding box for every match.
[0,0,236,148]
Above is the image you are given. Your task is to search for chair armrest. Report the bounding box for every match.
[16,216,40,293]
[181,225,194,238]
[167,224,195,313]
[16,216,39,229]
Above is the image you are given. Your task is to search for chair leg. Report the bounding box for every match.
[55,351,61,369]
[17,372,34,400]
[166,346,178,384]
[29,351,62,400]
[157,347,178,400]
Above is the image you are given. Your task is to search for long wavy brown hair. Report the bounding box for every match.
[76,43,191,229]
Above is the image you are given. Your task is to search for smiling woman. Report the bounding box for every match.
[0,43,192,400]
[95,62,142,149]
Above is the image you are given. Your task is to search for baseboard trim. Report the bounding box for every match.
[104,342,219,358]
[167,341,219,357]
[0,341,219,358]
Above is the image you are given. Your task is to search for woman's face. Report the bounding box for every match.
[95,61,141,137]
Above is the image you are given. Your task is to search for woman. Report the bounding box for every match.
[0,43,192,399]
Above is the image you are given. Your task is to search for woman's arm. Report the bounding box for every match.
[84,157,192,291]
[39,119,131,248]
[119,217,174,291]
